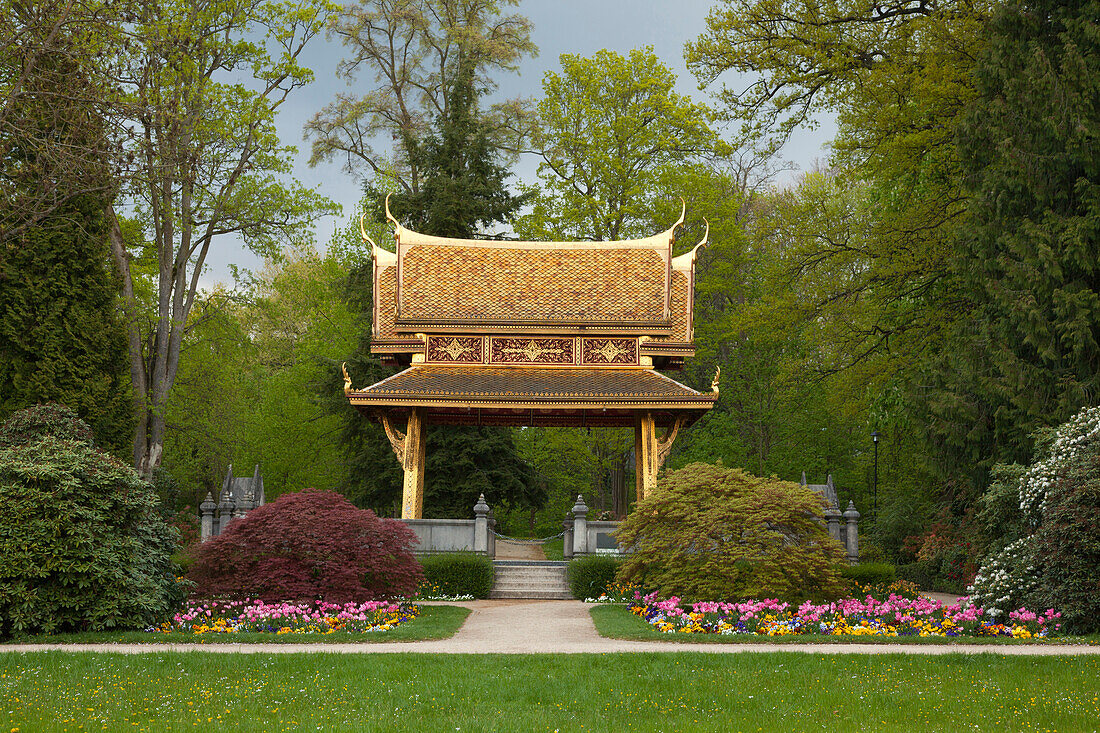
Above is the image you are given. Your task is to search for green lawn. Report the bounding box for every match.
[541,536,564,561]
[3,651,1099,731]
[589,603,1099,646]
[3,605,469,645]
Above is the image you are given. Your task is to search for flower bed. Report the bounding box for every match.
[630,593,1062,639]
[153,599,419,635]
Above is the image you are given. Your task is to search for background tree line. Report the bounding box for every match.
[2,0,1096,588]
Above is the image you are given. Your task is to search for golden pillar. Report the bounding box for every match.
[636,411,658,500]
[634,412,689,502]
[379,408,427,519]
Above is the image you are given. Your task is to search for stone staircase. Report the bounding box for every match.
[489,560,572,600]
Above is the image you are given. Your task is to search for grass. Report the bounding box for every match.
[3,605,470,645]
[3,651,1099,731]
[589,604,1100,646]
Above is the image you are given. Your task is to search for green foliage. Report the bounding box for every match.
[1033,452,1100,633]
[840,563,896,590]
[0,408,182,637]
[520,47,717,242]
[0,403,94,448]
[379,58,527,237]
[951,0,1100,463]
[568,556,623,601]
[616,463,848,602]
[419,553,494,599]
[0,26,131,455]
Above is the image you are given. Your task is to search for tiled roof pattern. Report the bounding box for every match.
[398,246,667,323]
[353,366,714,403]
[649,270,690,343]
[375,266,397,339]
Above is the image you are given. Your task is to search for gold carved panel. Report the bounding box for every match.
[426,336,484,363]
[489,337,576,365]
[581,338,638,365]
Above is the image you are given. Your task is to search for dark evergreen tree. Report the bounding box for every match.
[327,59,540,521]
[950,0,1100,466]
[0,39,131,455]
[370,56,528,236]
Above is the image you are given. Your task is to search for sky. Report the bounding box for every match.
[200,0,835,286]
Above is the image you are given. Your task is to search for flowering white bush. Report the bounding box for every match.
[1018,406,1100,516]
[969,406,1100,619]
[966,537,1040,618]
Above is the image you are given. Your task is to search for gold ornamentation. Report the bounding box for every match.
[378,411,406,464]
[594,341,628,362]
[582,338,637,364]
[711,366,721,394]
[427,336,483,363]
[342,362,353,395]
[655,415,688,470]
[504,339,563,361]
[490,337,574,364]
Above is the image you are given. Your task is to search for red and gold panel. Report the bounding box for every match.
[426,336,484,363]
[489,337,575,365]
[581,338,638,365]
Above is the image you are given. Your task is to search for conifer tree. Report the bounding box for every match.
[0,31,131,454]
[952,0,1100,464]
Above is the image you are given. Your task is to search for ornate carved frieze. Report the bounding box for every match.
[426,336,484,363]
[581,338,638,365]
[489,337,575,365]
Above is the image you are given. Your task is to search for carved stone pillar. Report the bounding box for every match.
[379,408,427,520]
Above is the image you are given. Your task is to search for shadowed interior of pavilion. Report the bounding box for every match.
[344,196,718,525]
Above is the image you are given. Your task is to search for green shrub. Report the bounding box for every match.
[896,560,939,590]
[841,562,896,589]
[420,553,495,598]
[0,406,183,637]
[568,556,623,600]
[615,463,848,602]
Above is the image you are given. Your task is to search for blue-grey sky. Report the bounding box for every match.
[202,0,834,286]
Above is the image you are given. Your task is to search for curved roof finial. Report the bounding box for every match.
[672,196,686,235]
[359,214,378,251]
[711,365,721,395]
[690,218,710,257]
[342,362,354,395]
[384,193,399,229]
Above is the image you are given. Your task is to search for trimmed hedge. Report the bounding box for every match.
[840,562,896,589]
[420,553,495,599]
[568,556,623,600]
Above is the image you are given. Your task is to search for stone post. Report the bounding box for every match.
[844,501,860,565]
[824,506,842,544]
[473,494,490,554]
[199,492,216,542]
[487,509,496,558]
[572,495,589,555]
[563,512,574,559]
[218,488,236,536]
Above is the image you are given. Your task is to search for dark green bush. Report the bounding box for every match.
[0,408,183,637]
[420,553,495,598]
[568,555,622,600]
[841,562,896,589]
[896,560,939,590]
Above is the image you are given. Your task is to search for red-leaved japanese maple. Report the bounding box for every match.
[188,489,422,601]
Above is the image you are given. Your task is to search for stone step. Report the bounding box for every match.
[488,589,573,600]
[490,560,571,600]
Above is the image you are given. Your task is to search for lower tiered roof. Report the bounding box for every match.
[347,365,717,427]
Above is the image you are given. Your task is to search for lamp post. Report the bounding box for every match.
[871,430,880,524]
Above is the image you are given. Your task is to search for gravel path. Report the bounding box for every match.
[5,600,1099,656]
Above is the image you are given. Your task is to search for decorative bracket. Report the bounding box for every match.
[655,414,689,471]
[378,411,407,464]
